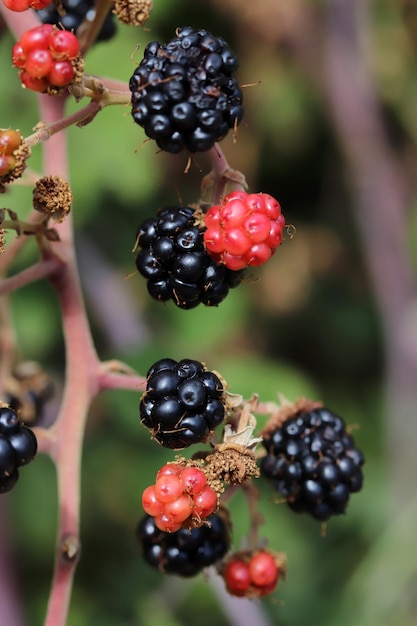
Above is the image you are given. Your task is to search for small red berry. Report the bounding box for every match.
[249,551,279,589]
[156,463,181,479]
[19,25,54,55]
[2,0,30,11]
[48,30,80,60]
[224,559,251,596]
[25,49,54,78]
[164,495,193,523]
[0,129,22,155]
[11,43,26,68]
[0,155,17,177]
[154,474,183,503]
[204,191,285,270]
[142,486,164,517]
[47,61,74,87]
[153,513,182,533]
[180,466,207,495]
[19,70,49,93]
[193,485,218,518]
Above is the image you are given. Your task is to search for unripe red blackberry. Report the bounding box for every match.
[0,406,38,493]
[129,26,243,153]
[260,406,365,521]
[135,205,244,309]
[137,510,230,576]
[140,358,226,449]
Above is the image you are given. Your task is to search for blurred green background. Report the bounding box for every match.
[1,0,417,625]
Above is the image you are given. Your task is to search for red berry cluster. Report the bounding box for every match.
[142,463,218,532]
[222,549,282,598]
[203,191,285,271]
[2,0,51,11]
[12,25,80,93]
[0,129,21,177]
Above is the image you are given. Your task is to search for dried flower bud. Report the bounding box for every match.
[33,176,72,222]
[113,0,152,26]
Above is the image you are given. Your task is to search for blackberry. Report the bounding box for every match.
[136,510,230,576]
[135,205,243,309]
[260,407,365,521]
[0,406,38,493]
[35,0,117,42]
[140,358,226,449]
[129,26,243,153]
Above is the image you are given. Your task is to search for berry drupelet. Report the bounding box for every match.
[129,26,243,153]
[0,406,38,493]
[35,0,117,43]
[137,510,230,576]
[140,358,226,449]
[260,406,365,521]
[135,205,244,309]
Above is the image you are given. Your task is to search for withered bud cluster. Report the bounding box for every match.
[113,0,152,26]
[33,175,73,222]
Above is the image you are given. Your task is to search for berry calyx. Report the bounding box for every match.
[222,549,283,598]
[140,358,226,449]
[204,191,285,270]
[142,463,218,532]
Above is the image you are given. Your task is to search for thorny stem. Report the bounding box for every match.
[0,258,62,297]
[206,143,248,204]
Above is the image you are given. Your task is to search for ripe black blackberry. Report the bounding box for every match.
[129,26,244,153]
[35,0,117,42]
[140,358,226,449]
[136,510,230,576]
[260,405,365,521]
[135,205,243,309]
[0,406,38,493]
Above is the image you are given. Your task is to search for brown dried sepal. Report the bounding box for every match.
[113,0,152,26]
[260,397,323,440]
[47,54,85,96]
[33,175,72,222]
[204,444,260,491]
[0,133,31,193]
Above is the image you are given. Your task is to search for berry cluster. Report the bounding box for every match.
[2,0,50,12]
[135,205,243,309]
[140,358,226,449]
[12,24,81,93]
[260,406,365,521]
[142,463,218,532]
[129,26,243,153]
[0,129,22,178]
[0,406,37,493]
[137,510,230,577]
[204,191,285,271]
[222,549,282,598]
[36,0,117,43]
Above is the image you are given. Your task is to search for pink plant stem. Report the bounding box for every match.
[0,258,62,297]
[36,94,100,626]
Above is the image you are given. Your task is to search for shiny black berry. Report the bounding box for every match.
[135,205,243,309]
[130,27,243,153]
[261,406,365,521]
[136,511,230,576]
[0,406,37,494]
[140,358,226,449]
